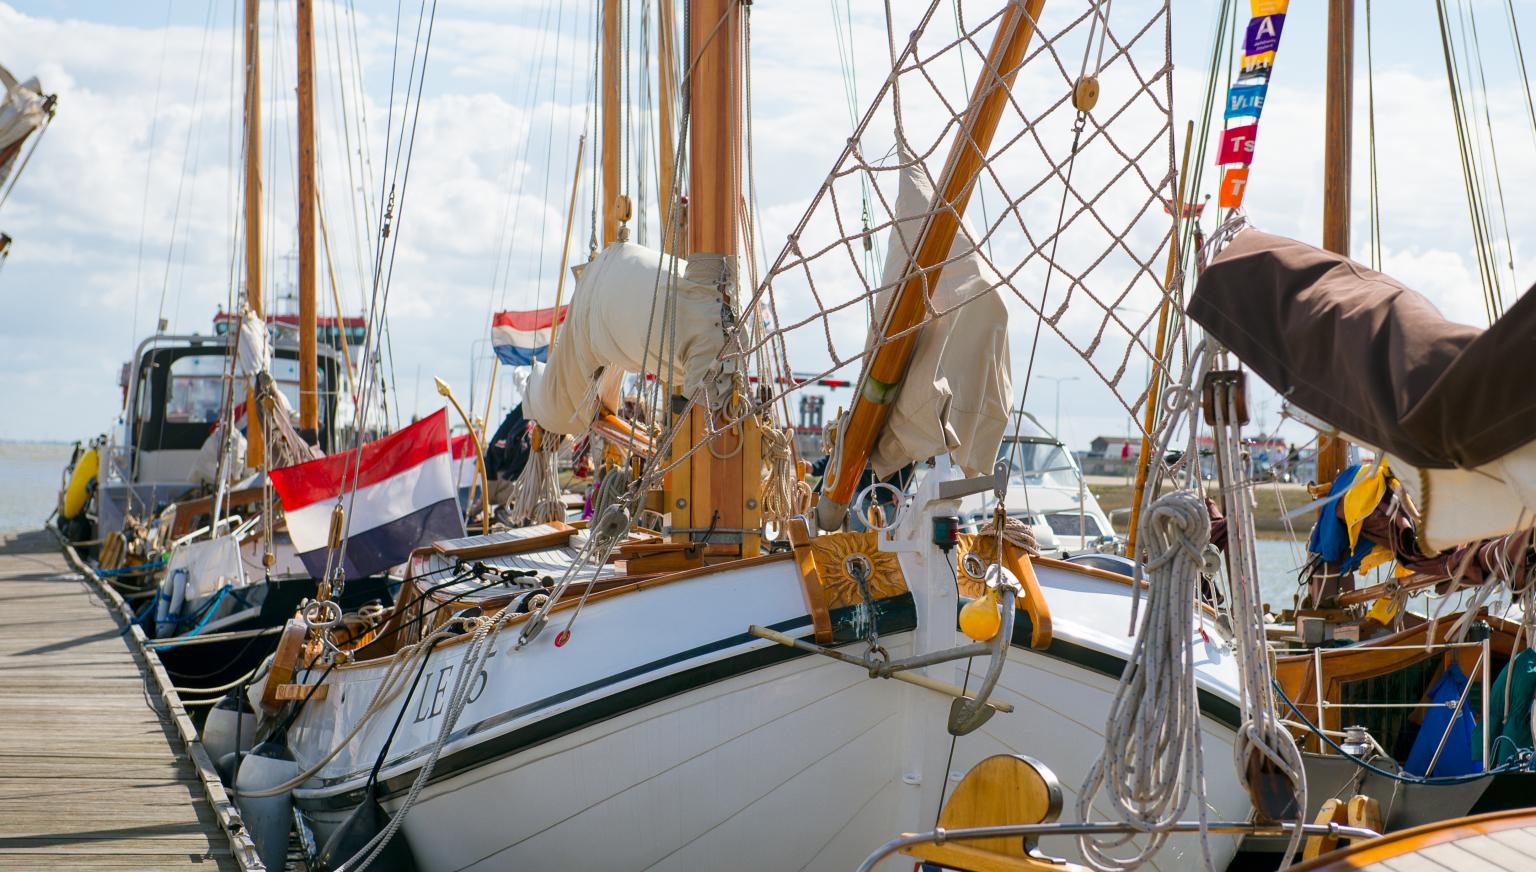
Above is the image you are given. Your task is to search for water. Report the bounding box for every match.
[0,442,73,535]
[1255,535,1310,611]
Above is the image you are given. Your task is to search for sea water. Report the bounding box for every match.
[0,442,73,534]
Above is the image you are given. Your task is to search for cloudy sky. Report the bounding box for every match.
[2,0,1533,453]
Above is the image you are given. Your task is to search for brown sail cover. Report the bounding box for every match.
[1188,229,1536,470]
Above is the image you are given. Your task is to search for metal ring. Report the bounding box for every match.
[303,599,343,629]
[961,553,987,580]
[852,481,904,532]
[844,552,873,581]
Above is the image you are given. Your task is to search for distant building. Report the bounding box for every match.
[1089,436,1140,459]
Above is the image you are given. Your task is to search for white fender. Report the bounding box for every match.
[235,740,299,870]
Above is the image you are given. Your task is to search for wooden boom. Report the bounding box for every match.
[817,0,1046,528]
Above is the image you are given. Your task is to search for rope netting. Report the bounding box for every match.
[641,0,1184,481]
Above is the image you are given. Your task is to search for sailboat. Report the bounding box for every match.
[228,2,1269,871]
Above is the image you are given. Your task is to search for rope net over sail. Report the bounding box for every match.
[616,0,1186,488]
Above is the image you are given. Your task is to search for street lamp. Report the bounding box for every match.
[1032,375,1080,439]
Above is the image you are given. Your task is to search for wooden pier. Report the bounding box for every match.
[0,529,251,869]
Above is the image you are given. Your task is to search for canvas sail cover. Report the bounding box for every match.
[0,63,46,187]
[1189,228,1536,550]
[868,146,1012,478]
[524,242,724,435]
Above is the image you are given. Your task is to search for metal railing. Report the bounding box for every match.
[1277,638,1492,773]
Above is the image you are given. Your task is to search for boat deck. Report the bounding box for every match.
[0,529,244,869]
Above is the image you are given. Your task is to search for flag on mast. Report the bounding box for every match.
[492,306,566,365]
[269,409,464,579]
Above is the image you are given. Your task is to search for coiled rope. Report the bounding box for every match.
[1077,489,1215,871]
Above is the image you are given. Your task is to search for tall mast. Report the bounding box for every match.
[669,0,758,556]
[1316,0,1353,485]
[601,0,625,246]
[816,0,1048,529]
[657,0,680,252]
[296,0,319,439]
[244,0,264,468]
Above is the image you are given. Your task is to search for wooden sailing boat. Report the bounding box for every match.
[1187,0,1536,861]
[247,3,1267,870]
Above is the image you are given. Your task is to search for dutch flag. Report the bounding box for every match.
[269,409,466,580]
[492,306,566,365]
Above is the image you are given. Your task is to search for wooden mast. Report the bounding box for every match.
[1316,0,1353,486]
[243,0,264,469]
[601,0,624,245]
[296,0,319,440]
[816,0,1048,529]
[669,0,760,557]
[657,0,681,252]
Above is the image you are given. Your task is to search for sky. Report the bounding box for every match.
[1,0,1534,455]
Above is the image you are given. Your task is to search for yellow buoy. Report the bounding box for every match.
[959,586,1003,642]
[61,448,99,520]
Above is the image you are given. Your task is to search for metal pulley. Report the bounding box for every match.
[1072,75,1100,112]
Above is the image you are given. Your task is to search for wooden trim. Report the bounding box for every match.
[262,619,309,712]
[430,523,577,560]
[958,534,1052,649]
[1290,807,1536,871]
[787,518,833,643]
[335,552,797,670]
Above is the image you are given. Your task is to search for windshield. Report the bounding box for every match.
[995,440,1078,489]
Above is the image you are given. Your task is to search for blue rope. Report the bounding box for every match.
[96,558,168,578]
[171,584,232,640]
[121,597,157,636]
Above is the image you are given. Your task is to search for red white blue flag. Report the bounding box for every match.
[269,409,465,579]
[492,306,566,365]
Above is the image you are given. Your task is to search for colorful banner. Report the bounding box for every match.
[1224,82,1268,120]
[1215,0,1289,209]
[1218,168,1250,208]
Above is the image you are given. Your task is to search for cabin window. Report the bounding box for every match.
[1045,511,1102,538]
[996,442,1079,489]
[164,354,226,424]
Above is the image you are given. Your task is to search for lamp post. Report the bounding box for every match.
[1032,375,1079,439]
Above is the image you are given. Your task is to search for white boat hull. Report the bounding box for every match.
[289,544,1251,871]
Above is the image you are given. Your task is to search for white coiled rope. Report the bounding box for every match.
[1077,489,1215,871]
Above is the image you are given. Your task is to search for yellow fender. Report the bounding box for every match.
[61,448,99,520]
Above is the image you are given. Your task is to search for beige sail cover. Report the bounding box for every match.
[0,63,46,183]
[868,148,1012,478]
[525,242,724,435]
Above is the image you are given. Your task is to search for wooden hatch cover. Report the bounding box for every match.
[901,754,1091,872]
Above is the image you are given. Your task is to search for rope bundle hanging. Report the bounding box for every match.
[1076,488,1215,872]
[1208,368,1307,866]
[506,428,564,526]
[759,425,809,526]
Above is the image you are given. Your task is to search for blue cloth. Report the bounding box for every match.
[1404,662,1483,777]
[1306,463,1374,572]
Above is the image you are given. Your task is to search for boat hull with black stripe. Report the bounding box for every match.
[281,485,1252,871]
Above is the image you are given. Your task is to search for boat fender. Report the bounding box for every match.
[216,751,242,786]
[154,568,187,638]
[60,447,98,520]
[203,692,257,782]
[235,739,300,871]
[316,783,420,872]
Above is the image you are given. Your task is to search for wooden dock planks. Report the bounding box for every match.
[0,529,241,869]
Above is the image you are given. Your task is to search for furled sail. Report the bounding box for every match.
[0,62,47,189]
[1189,227,1536,550]
[867,146,1011,478]
[524,242,725,435]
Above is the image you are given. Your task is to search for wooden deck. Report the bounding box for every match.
[0,529,245,869]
